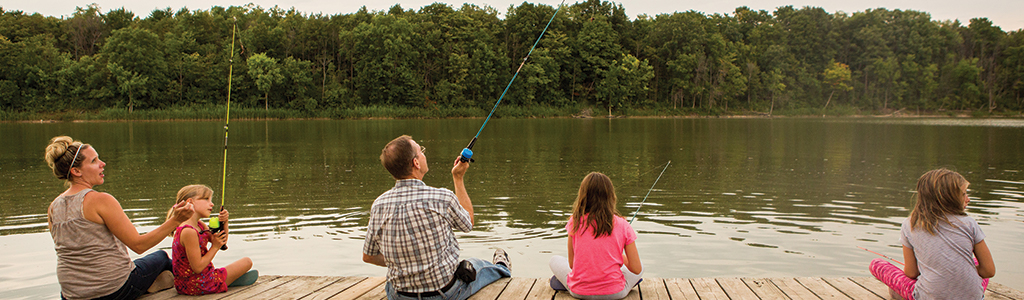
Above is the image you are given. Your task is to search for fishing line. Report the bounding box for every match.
[210,19,237,251]
[629,161,671,224]
[858,246,904,265]
[458,0,566,162]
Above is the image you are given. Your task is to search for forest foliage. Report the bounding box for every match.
[1,1,1023,118]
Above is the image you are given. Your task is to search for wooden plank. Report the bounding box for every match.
[259,276,345,300]
[621,285,641,300]
[847,276,890,299]
[353,278,387,300]
[638,278,670,300]
[821,278,883,300]
[742,278,791,299]
[327,277,386,300]
[663,278,700,300]
[300,276,366,300]
[523,278,556,300]
[691,277,729,300]
[179,275,282,300]
[771,278,820,300]
[469,277,512,300]
[553,290,574,300]
[796,277,851,299]
[220,276,298,300]
[984,291,1014,300]
[716,278,759,300]
[496,277,538,300]
[988,282,1024,300]
[139,287,180,300]
[137,276,1024,300]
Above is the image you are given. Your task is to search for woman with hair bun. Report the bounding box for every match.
[45,136,195,300]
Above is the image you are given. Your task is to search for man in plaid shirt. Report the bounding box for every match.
[363,135,512,300]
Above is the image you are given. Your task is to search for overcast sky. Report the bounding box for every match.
[4,0,1022,31]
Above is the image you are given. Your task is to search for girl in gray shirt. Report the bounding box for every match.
[869,169,996,300]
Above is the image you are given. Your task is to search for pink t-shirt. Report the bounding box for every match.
[566,215,637,296]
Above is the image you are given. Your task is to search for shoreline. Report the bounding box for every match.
[8,110,1024,124]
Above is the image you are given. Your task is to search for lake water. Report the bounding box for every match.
[2,118,1022,299]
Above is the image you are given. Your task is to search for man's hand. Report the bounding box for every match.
[451,157,469,180]
[363,253,386,267]
[451,157,473,224]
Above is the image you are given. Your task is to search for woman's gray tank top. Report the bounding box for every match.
[49,189,134,299]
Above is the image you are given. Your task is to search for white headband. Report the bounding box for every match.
[65,146,83,179]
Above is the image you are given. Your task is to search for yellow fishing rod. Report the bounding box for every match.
[210,18,237,250]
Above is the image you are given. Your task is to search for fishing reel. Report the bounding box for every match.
[208,206,228,250]
[458,138,477,163]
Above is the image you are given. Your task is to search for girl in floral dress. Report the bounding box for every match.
[169,185,257,295]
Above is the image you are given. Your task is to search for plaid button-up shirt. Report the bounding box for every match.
[363,179,473,293]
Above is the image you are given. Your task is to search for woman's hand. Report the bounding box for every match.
[169,201,195,224]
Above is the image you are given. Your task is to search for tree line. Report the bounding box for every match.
[1,0,1023,117]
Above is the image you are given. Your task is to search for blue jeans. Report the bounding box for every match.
[65,251,172,300]
[385,258,511,300]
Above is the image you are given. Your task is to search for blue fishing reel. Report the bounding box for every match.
[458,137,477,163]
[460,148,474,163]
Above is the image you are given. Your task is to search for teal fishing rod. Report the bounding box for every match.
[210,18,237,251]
[459,0,565,162]
[630,161,671,223]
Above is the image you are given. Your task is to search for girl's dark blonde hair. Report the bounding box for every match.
[570,172,620,238]
[909,168,969,235]
[44,136,89,182]
[166,184,213,235]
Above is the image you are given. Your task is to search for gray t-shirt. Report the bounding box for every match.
[900,214,986,300]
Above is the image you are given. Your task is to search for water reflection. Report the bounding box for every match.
[2,118,1023,299]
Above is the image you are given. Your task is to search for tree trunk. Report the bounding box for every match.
[823,90,834,117]
[884,89,889,111]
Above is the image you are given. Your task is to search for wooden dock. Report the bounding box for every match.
[140,276,1023,300]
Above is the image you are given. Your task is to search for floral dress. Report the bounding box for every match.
[172,223,228,295]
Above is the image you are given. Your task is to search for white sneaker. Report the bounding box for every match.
[492,249,511,271]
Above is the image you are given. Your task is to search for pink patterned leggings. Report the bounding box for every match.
[869,258,989,300]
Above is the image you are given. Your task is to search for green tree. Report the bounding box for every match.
[100,26,167,110]
[822,61,853,112]
[595,53,654,114]
[246,53,284,110]
[872,57,902,110]
[65,4,106,57]
[107,63,149,112]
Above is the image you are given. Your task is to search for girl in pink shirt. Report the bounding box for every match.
[550,172,643,299]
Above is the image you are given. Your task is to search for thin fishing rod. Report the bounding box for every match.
[858,246,904,265]
[219,18,237,209]
[459,0,566,162]
[210,19,237,251]
[630,161,671,224]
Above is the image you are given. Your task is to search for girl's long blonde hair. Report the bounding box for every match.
[167,184,213,235]
[909,168,969,235]
[570,172,620,238]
